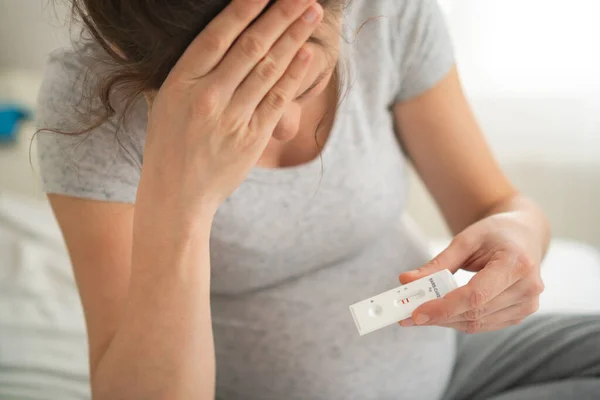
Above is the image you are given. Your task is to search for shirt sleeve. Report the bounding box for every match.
[35,48,143,204]
[393,0,455,103]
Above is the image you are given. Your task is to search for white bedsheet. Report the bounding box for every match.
[0,194,599,399]
[0,194,88,399]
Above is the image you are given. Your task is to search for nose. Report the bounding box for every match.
[272,102,301,142]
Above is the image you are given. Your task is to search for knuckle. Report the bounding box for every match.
[444,311,454,322]
[278,3,296,19]
[466,320,484,334]
[525,279,545,297]
[534,279,546,295]
[256,58,278,82]
[265,90,288,111]
[232,2,253,21]
[240,35,265,60]
[523,285,537,298]
[203,31,225,54]
[194,84,221,115]
[429,256,443,271]
[452,234,475,254]
[417,257,441,277]
[465,307,485,322]
[287,26,306,43]
[286,64,304,81]
[437,308,452,323]
[522,300,540,315]
[515,251,537,275]
[468,286,489,309]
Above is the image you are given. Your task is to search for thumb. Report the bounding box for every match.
[399,236,475,285]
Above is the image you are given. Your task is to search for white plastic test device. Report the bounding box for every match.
[349,269,458,336]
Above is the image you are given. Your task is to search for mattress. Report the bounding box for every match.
[0,194,599,399]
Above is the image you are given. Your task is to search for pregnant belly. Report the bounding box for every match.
[210,231,457,400]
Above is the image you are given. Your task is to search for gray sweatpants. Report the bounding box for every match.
[441,313,600,400]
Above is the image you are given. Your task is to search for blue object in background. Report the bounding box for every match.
[0,105,31,144]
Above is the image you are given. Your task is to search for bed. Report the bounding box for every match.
[0,193,599,399]
[1,61,599,399]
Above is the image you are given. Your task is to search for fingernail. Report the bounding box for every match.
[415,314,430,325]
[303,6,319,23]
[400,319,415,327]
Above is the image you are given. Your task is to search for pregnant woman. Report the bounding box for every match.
[36,0,600,399]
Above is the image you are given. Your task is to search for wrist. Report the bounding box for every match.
[137,172,220,220]
[485,194,551,262]
[134,182,217,245]
[131,196,215,284]
[135,198,215,240]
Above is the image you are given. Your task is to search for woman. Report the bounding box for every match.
[36,0,600,399]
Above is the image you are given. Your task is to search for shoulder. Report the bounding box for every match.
[344,0,445,29]
[344,0,452,64]
[37,45,101,134]
[343,0,454,104]
[37,43,146,134]
[36,43,146,203]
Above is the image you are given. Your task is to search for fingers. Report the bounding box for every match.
[215,0,319,93]
[249,46,313,135]
[428,249,536,320]
[440,318,526,334]
[443,299,538,329]
[437,296,538,333]
[409,261,516,325]
[230,3,323,115]
[399,235,477,285]
[167,0,271,82]
[406,252,541,326]
[398,291,535,329]
[447,280,537,323]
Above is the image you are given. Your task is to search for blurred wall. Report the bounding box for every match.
[0,0,598,247]
[0,0,71,72]
[408,0,600,248]
[446,0,600,164]
[447,0,600,95]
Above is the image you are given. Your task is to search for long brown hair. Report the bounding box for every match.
[58,0,348,135]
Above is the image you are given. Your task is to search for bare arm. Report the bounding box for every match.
[49,195,215,399]
[48,0,323,398]
[393,66,550,256]
[394,67,552,334]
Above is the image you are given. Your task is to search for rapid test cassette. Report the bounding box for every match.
[349,269,458,336]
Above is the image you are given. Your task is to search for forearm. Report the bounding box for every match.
[479,193,551,262]
[92,198,216,400]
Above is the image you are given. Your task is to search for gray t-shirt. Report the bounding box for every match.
[36,1,456,399]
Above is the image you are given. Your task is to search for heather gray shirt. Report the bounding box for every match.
[36,1,457,399]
